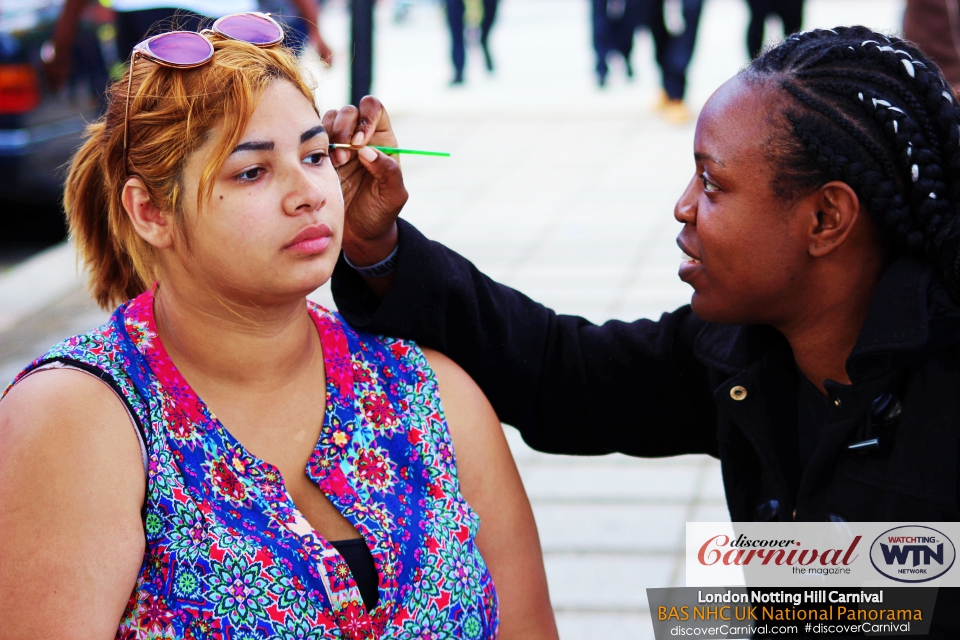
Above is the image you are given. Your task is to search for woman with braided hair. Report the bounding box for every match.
[321,24,960,634]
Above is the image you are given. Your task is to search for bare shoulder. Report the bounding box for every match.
[0,366,145,521]
[420,347,492,420]
[0,367,140,462]
[420,347,502,480]
[0,369,145,636]
[419,346,504,485]
[420,346,468,387]
[419,350,559,639]
[0,367,144,510]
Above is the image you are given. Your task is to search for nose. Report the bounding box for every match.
[674,173,699,224]
[282,162,327,216]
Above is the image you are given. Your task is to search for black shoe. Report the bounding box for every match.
[451,70,464,85]
[481,40,494,72]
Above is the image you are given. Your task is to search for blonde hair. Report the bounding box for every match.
[65,35,317,308]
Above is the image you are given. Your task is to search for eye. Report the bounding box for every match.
[235,166,264,183]
[303,151,329,167]
[700,173,720,193]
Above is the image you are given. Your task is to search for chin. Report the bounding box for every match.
[244,269,333,305]
[288,254,338,289]
[689,293,750,325]
[291,269,334,298]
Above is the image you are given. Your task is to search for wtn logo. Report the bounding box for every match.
[870,526,956,583]
[880,541,944,566]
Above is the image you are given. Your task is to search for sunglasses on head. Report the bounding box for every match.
[123,12,285,162]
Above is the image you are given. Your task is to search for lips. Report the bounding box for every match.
[676,236,702,264]
[676,235,704,283]
[285,223,333,253]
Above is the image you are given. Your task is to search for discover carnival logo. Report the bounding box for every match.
[696,534,861,570]
[686,523,960,587]
[869,526,956,583]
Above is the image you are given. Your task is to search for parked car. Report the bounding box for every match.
[0,0,115,242]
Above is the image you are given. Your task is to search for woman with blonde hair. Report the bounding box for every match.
[0,13,556,639]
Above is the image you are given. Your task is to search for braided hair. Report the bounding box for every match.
[747,26,960,298]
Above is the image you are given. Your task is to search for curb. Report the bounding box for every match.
[0,242,83,334]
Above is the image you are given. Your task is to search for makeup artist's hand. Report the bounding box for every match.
[323,96,407,269]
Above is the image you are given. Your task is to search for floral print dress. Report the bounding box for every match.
[6,289,498,639]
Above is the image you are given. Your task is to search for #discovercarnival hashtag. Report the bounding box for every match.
[801,622,913,635]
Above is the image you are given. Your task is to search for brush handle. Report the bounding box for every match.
[329,143,450,157]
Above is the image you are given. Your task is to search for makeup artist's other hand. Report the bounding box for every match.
[323,96,407,267]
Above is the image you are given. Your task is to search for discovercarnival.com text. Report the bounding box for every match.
[669,622,912,636]
[670,625,795,636]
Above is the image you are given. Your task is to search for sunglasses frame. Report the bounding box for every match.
[123,12,284,164]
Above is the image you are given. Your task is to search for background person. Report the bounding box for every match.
[258,0,334,63]
[0,23,556,638]
[591,0,644,87]
[745,0,804,60]
[643,0,703,124]
[903,0,960,95]
[327,25,960,634]
[44,0,255,89]
[445,0,499,84]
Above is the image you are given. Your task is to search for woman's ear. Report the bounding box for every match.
[122,177,174,249]
[807,181,861,257]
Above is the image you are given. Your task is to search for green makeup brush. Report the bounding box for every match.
[329,143,450,157]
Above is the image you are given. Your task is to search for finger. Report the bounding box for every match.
[357,147,404,188]
[321,109,348,164]
[354,147,409,223]
[331,105,360,144]
[357,146,379,164]
[330,106,361,166]
[330,146,352,167]
[354,96,390,147]
[321,109,338,132]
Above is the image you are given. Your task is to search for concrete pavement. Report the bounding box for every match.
[0,1,902,637]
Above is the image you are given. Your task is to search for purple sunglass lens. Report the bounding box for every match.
[145,31,214,65]
[216,14,283,45]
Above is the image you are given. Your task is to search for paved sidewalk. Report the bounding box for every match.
[0,1,902,637]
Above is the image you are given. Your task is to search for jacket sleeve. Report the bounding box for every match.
[332,219,719,458]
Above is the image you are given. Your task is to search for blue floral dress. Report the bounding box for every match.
[5,289,498,639]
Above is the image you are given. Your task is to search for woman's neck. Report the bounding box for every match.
[152,281,320,393]
[777,260,884,395]
[780,303,865,395]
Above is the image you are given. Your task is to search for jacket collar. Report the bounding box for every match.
[845,256,932,377]
[692,256,960,378]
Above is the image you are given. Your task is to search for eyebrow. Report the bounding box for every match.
[694,151,725,167]
[232,140,273,154]
[300,125,326,144]
[230,126,327,155]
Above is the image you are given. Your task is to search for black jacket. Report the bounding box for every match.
[332,220,960,629]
